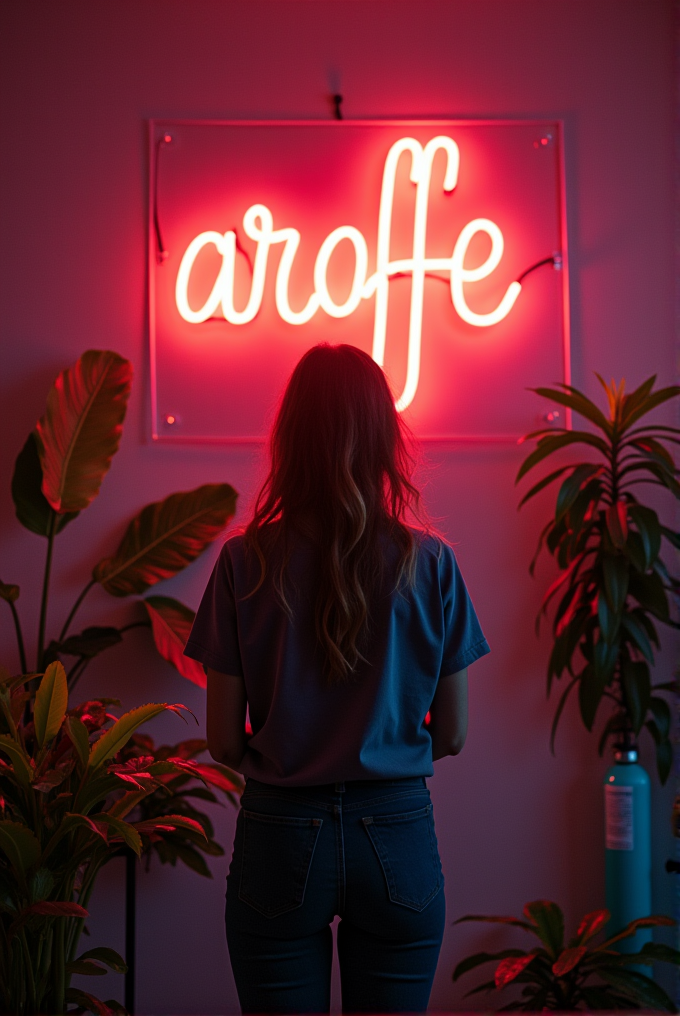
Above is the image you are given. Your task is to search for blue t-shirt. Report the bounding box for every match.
[184,529,489,786]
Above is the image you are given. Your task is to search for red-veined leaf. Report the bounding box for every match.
[95,814,142,855]
[143,596,206,687]
[167,758,244,794]
[552,945,586,976]
[454,914,535,931]
[93,484,237,596]
[598,914,674,950]
[523,900,564,957]
[134,814,207,838]
[35,350,132,513]
[575,909,610,944]
[11,431,80,536]
[65,987,115,1016]
[494,954,537,989]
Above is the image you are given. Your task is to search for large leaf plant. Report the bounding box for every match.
[453,900,679,1011]
[516,376,679,782]
[0,351,243,1011]
[0,660,237,1014]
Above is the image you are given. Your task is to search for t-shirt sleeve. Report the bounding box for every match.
[183,544,244,676]
[439,542,490,676]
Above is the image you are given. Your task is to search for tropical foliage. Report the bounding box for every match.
[0,349,242,1012]
[0,661,238,1014]
[516,376,679,781]
[453,899,679,1011]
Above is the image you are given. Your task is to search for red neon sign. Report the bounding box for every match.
[149,120,569,442]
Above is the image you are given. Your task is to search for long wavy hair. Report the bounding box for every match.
[245,343,425,683]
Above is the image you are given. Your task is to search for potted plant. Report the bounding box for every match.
[516,374,677,777]
[0,660,231,1014]
[516,374,679,943]
[0,350,243,1011]
[453,899,679,1011]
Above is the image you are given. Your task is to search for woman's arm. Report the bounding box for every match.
[206,667,248,769]
[428,668,468,761]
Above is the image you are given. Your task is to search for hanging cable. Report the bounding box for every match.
[153,133,172,264]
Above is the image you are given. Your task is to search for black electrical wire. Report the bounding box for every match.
[153,136,169,263]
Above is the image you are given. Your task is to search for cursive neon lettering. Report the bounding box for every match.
[175,137,523,410]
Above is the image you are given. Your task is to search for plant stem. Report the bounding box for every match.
[54,917,66,1013]
[8,599,27,674]
[68,657,92,693]
[36,510,57,671]
[58,577,96,643]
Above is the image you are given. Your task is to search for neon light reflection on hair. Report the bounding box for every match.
[174,136,522,411]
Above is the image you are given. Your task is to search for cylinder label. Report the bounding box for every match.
[605,784,634,850]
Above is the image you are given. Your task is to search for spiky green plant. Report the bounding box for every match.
[516,375,679,781]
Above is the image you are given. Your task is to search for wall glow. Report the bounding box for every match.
[174,136,523,411]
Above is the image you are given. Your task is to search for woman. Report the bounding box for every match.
[184,343,489,1014]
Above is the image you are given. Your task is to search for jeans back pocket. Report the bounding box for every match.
[239,810,323,918]
[363,804,442,911]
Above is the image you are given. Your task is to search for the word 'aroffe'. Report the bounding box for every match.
[175,136,522,411]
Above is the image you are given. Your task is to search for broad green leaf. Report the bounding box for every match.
[107,788,153,819]
[629,570,670,621]
[88,701,188,770]
[0,821,40,876]
[597,592,619,645]
[555,464,603,522]
[134,814,207,839]
[599,913,674,950]
[35,350,133,513]
[649,696,671,739]
[621,383,680,431]
[574,909,610,945]
[606,502,628,549]
[65,987,115,1016]
[619,376,657,426]
[597,966,676,1011]
[65,714,91,768]
[93,483,237,596]
[34,660,68,747]
[143,596,206,687]
[611,942,680,965]
[516,431,609,484]
[75,947,128,974]
[58,626,123,659]
[532,386,611,435]
[628,436,676,474]
[41,813,108,863]
[620,660,651,734]
[0,733,33,785]
[552,945,586,976]
[523,901,564,958]
[621,615,654,664]
[517,467,573,510]
[11,432,79,536]
[452,949,527,982]
[579,666,606,732]
[95,814,142,855]
[602,554,628,614]
[495,953,539,989]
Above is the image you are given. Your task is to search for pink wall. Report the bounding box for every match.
[0,1,676,1011]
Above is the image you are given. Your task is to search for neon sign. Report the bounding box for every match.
[149,120,569,442]
[175,137,522,411]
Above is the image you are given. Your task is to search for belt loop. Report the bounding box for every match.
[334,781,346,793]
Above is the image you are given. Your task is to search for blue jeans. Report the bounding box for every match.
[225,777,445,1014]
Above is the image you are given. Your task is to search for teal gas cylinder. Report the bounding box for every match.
[604,744,652,953]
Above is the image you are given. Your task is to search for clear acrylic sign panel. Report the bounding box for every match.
[149,120,569,442]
